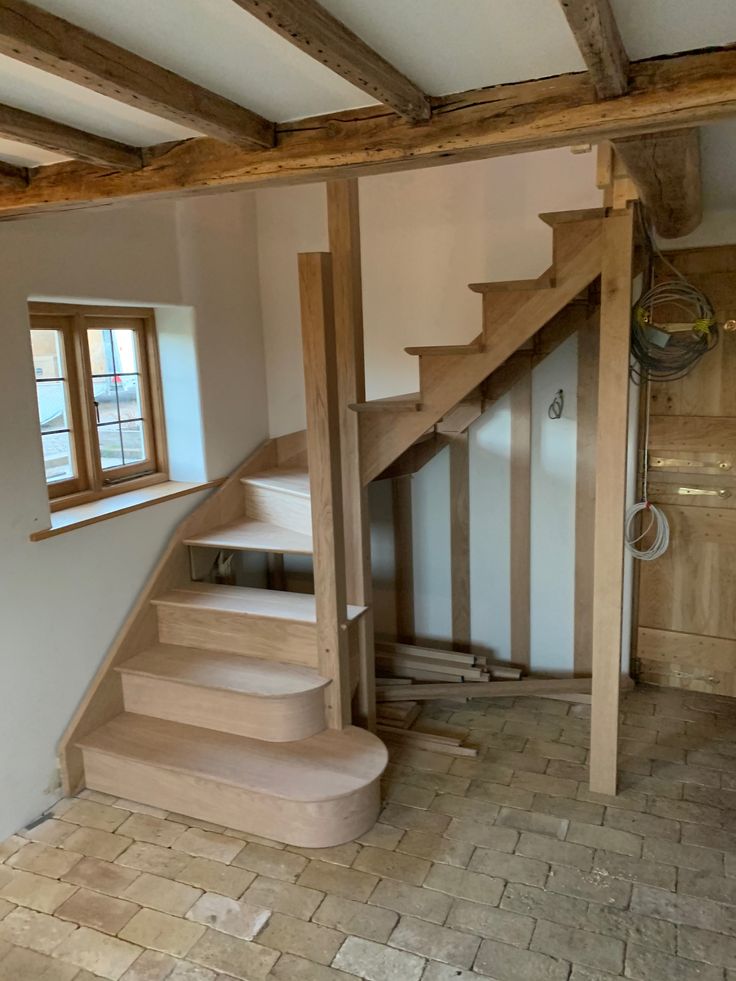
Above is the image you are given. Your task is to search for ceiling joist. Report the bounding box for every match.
[558,0,629,98]
[231,0,431,122]
[558,0,702,237]
[0,46,732,219]
[0,0,275,149]
[0,101,142,170]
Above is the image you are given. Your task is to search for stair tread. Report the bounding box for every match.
[152,582,366,624]
[242,468,310,498]
[117,645,329,697]
[405,344,483,356]
[350,393,422,413]
[78,713,388,803]
[468,267,555,293]
[184,518,313,555]
[538,207,606,226]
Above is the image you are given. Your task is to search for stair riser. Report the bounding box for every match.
[81,750,382,848]
[244,485,312,536]
[155,606,318,668]
[121,674,327,742]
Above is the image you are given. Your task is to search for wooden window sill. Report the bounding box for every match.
[30,479,221,541]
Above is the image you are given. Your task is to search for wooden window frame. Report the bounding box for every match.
[29,302,168,511]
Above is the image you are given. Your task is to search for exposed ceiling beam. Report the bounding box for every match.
[0,47,733,218]
[558,0,629,98]
[614,129,702,238]
[0,102,142,169]
[0,0,275,149]
[230,0,431,122]
[558,0,703,237]
[0,159,27,189]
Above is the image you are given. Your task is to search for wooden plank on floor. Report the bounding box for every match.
[377,677,593,701]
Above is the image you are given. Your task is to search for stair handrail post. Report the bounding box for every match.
[589,206,636,796]
[298,251,353,728]
[327,179,376,731]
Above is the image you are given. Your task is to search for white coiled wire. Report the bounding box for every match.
[625,501,670,560]
[625,376,670,561]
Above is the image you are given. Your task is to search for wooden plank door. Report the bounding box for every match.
[635,245,736,695]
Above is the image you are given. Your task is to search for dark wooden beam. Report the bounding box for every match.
[0,46,733,217]
[0,102,141,170]
[0,0,274,149]
[614,129,702,238]
[558,0,628,98]
[231,0,430,122]
[559,0,703,237]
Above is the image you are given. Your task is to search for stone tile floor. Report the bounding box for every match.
[2,683,736,979]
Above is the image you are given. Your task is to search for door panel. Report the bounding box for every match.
[635,245,736,695]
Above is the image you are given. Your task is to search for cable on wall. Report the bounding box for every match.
[624,377,670,561]
[547,389,564,419]
[630,214,719,385]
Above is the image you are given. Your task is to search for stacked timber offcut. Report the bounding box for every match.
[376,699,480,758]
[375,640,521,684]
[374,640,524,759]
[374,640,600,712]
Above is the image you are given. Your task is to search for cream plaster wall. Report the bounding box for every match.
[0,192,268,840]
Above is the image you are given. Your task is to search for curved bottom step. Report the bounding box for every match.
[117,645,330,742]
[78,714,388,848]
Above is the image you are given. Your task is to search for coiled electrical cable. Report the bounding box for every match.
[631,215,719,384]
[625,500,670,560]
[625,377,670,561]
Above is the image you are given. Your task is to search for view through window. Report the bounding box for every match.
[29,304,167,508]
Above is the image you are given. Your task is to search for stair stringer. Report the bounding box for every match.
[374,298,597,481]
[359,215,604,484]
[57,432,305,796]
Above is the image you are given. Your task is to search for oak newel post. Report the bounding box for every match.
[298,251,353,729]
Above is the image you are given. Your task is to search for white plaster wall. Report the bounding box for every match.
[257,149,602,433]
[469,397,513,662]
[0,192,267,840]
[530,335,580,671]
[175,193,268,477]
[255,184,328,439]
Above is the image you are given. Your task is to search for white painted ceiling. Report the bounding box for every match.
[0,0,735,206]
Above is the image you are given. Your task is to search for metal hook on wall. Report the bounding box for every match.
[548,389,564,420]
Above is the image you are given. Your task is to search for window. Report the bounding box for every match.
[30,303,167,510]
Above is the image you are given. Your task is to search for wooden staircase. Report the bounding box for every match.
[354,209,606,482]
[61,440,388,848]
[58,204,611,848]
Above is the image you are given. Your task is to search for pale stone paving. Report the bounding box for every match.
[1,684,736,978]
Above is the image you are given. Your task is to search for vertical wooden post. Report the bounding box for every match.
[298,251,351,729]
[392,475,415,643]
[589,209,635,795]
[326,179,376,730]
[266,553,287,592]
[574,311,600,675]
[449,433,471,652]
[510,373,532,667]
